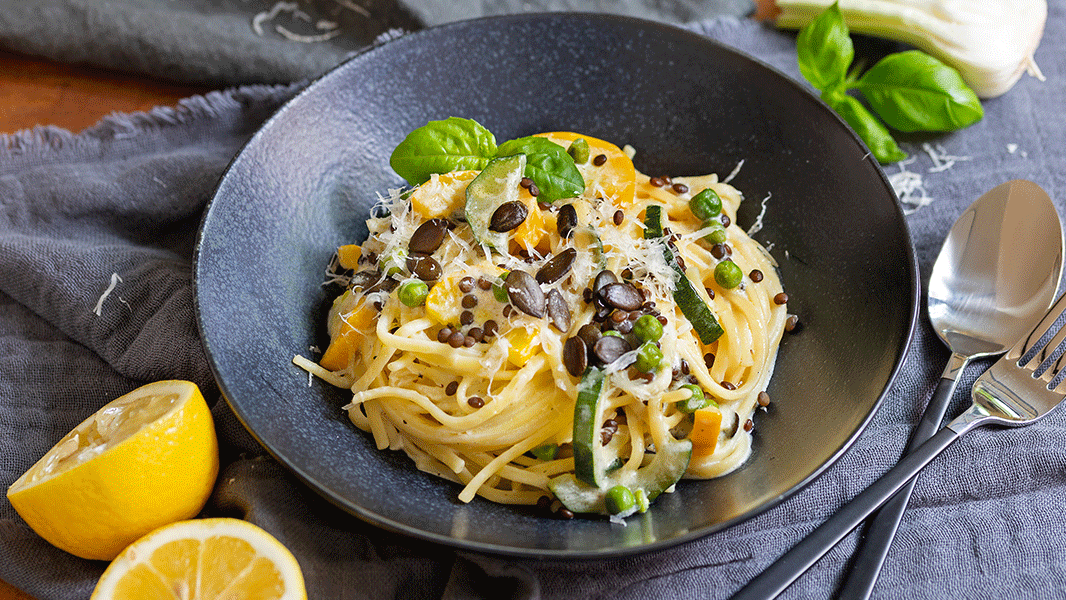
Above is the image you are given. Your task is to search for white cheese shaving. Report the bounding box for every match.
[723,159,744,184]
[923,142,971,173]
[746,192,771,237]
[92,273,123,316]
[334,0,371,17]
[252,2,344,43]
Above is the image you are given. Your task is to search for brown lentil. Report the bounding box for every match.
[448,331,465,348]
[468,396,485,408]
[460,310,474,325]
[468,327,484,342]
[529,183,540,197]
[613,209,624,225]
[477,277,494,291]
[680,359,690,375]
[593,154,607,166]
[463,335,476,348]
[520,177,533,188]
[721,381,737,391]
[656,315,668,326]
[774,292,788,305]
[611,310,628,323]
[743,418,754,432]
[704,353,715,369]
[758,391,771,407]
[437,327,453,343]
[459,277,475,293]
[672,183,689,194]
[445,381,459,396]
[649,176,665,187]
[705,287,716,300]
[785,314,800,332]
[749,269,764,283]
[483,320,499,337]
[721,213,731,228]
[711,243,731,260]
[537,495,552,511]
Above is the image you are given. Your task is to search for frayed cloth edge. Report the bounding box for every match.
[0,82,305,160]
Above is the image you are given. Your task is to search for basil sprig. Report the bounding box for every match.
[796,3,983,163]
[389,117,584,203]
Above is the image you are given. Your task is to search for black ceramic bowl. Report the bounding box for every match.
[195,13,918,557]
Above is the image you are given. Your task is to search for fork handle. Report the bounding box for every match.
[728,426,962,600]
[837,355,967,599]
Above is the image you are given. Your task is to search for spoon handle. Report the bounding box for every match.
[727,426,963,600]
[836,353,968,600]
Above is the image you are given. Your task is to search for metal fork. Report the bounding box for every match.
[729,292,1066,600]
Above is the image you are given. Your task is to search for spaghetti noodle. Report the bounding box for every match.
[295,127,788,517]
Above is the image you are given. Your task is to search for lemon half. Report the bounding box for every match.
[6,380,219,561]
[91,518,306,600]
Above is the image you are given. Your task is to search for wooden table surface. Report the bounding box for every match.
[0,49,209,600]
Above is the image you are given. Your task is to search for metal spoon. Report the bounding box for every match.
[730,179,1063,600]
[838,179,1064,598]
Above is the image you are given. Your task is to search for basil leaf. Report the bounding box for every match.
[389,117,497,185]
[823,90,907,163]
[496,136,585,203]
[796,2,853,92]
[854,50,983,133]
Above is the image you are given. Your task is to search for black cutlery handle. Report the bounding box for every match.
[728,426,962,600]
[837,373,960,599]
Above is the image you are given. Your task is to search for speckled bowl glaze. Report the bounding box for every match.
[194,13,918,557]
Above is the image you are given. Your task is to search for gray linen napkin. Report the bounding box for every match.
[0,0,751,86]
[3,8,1066,600]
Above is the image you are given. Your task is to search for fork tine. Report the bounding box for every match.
[1013,293,1066,365]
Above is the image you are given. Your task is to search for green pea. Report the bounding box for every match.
[531,443,559,461]
[633,314,664,343]
[702,220,727,245]
[714,260,743,289]
[679,384,709,413]
[493,272,509,303]
[398,279,429,307]
[567,138,590,164]
[689,188,722,221]
[634,488,650,513]
[380,247,408,277]
[605,485,636,515]
[634,341,663,373]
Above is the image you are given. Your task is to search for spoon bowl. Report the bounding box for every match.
[928,179,1064,359]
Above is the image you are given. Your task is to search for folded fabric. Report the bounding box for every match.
[0,0,752,86]
[2,11,1066,600]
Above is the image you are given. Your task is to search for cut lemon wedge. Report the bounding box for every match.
[90,518,306,600]
[6,380,219,561]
